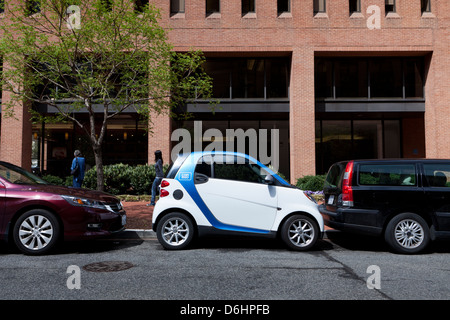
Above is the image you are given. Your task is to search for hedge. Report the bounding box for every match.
[295,174,326,192]
[42,163,168,195]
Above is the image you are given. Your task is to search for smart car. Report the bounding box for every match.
[0,161,126,255]
[152,152,324,251]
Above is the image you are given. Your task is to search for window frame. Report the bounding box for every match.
[313,0,326,15]
[206,0,220,14]
[385,0,396,14]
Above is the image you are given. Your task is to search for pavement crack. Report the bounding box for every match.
[320,251,394,300]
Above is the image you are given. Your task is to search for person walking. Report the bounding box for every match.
[148,150,163,206]
[71,150,86,188]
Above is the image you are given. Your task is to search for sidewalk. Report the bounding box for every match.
[122,201,154,230]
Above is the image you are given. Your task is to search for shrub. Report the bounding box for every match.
[296,175,326,192]
[42,175,65,186]
[82,163,169,195]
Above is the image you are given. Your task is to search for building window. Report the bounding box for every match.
[277,0,290,14]
[349,0,361,15]
[313,0,326,14]
[242,0,255,15]
[385,0,396,13]
[203,57,290,100]
[26,0,41,16]
[315,119,401,174]
[100,0,113,11]
[421,0,431,13]
[206,0,220,14]
[171,0,185,14]
[134,0,149,13]
[314,57,425,100]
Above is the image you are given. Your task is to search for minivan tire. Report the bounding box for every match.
[384,213,430,254]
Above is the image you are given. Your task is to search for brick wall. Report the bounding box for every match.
[148,0,449,181]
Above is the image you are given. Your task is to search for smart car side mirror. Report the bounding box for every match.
[264,175,275,185]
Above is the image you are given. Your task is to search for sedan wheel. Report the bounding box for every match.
[157,212,194,250]
[281,215,319,251]
[13,210,60,255]
[385,213,430,254]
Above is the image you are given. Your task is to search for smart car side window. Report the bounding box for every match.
[213,156,265,184]
[195,159,212,177]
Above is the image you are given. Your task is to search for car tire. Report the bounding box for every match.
[13,209,60,255]
[281,214,319,251]
[157,212,195,250]
[384,213,430,254]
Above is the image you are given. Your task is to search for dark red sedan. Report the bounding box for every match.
[0,161,126,255]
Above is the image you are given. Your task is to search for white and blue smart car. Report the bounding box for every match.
[152,151,324,251]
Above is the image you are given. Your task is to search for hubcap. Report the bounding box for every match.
[394,219,424,249]
[162,218,189,246]
[288,219,314,247]
[18,215,54,251]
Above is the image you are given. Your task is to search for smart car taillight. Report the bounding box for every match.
[342,161,354,207]
[160,189,169,197]
[161,180,170,188]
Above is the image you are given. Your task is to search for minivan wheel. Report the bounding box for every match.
[281,215,319,251]
[384,213,430,254]
[157,212,195,250]
[13,209,60,255]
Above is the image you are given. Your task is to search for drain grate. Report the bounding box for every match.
[82,261,134,272]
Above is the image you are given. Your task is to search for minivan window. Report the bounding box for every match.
[423,164,450,187]
[359,164,416,186]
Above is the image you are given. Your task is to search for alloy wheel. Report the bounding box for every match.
[394,219,425,249]
[18,214,55,251]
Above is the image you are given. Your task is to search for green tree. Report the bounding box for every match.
[0,0,213,190]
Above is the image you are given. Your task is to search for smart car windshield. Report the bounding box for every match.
[0,162,48,185]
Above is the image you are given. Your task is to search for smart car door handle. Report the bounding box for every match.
[194,174,209,184]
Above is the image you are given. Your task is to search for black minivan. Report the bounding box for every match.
[319,159,450,254]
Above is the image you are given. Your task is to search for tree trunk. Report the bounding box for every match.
[93,144,104,191]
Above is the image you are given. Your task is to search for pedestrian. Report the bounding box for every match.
[71,150,86,188]
[148,150,163,206]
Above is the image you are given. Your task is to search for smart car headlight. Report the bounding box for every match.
[61,195,106,210]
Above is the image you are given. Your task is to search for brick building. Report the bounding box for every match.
[1,0,449,182]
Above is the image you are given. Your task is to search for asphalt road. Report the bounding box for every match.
[0,231,449,315]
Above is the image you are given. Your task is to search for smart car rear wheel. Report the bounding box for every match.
[157,212,194,250]
[384,213,430,254]
[13,209,60,255]
[281,215,319,251]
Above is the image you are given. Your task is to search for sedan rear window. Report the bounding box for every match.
[359,164,416,186]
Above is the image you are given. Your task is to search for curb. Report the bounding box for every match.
[113,228,340,241]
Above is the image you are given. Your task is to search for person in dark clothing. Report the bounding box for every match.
[71,150,86,188]
[148,150,163,206]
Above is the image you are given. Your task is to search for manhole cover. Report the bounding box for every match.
[82,261,134,272]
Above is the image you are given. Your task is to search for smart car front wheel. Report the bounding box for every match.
[157,212,194,250]
[281,214,319,251]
